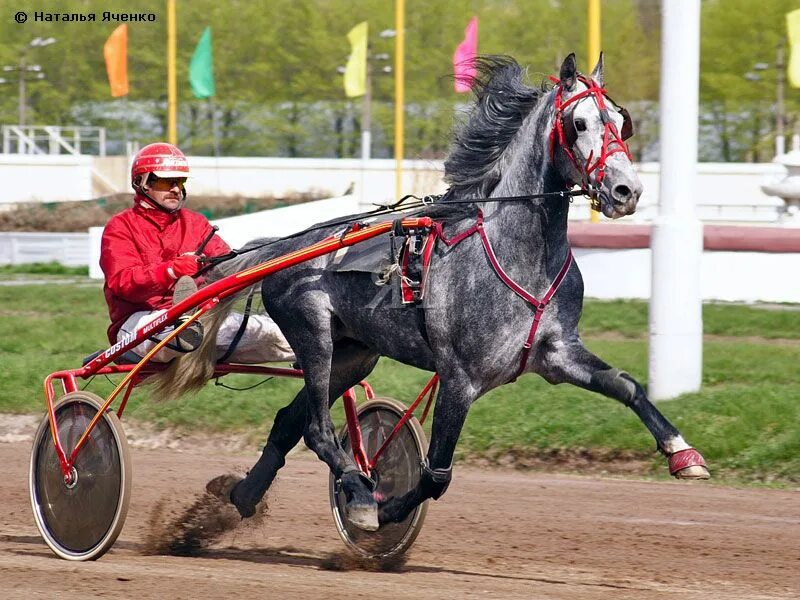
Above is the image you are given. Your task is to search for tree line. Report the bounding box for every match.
[0,0,797,162]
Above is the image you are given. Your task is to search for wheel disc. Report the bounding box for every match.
[30,392,131,560]
[330,397,428,559]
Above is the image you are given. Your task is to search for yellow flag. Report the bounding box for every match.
[344,21,368,98]
[788,9,800,88]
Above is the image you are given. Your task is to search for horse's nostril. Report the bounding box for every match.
[613,184,632,204]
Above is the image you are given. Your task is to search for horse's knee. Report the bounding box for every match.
[421,464,452,500]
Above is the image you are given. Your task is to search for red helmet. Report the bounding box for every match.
[130,142,190,190]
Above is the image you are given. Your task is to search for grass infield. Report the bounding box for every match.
[1,277,797,486]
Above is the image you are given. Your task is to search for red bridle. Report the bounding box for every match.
[549,74,632,207]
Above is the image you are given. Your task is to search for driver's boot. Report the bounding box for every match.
[171,276,204,352]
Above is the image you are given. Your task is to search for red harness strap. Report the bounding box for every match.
[432,209,574,381]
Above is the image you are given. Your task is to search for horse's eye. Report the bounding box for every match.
[574,118,587,132]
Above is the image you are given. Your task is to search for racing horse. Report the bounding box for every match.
[157,53,709,531]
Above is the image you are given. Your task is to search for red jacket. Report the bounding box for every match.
[100,197,230,342]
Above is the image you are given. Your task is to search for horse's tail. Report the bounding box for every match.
[146,244,273,402]
[147,295,238,402]
[146,233,322,400]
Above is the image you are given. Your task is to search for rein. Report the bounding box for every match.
[199,188,586,272]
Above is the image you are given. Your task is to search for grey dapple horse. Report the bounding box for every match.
[158,53,709,532]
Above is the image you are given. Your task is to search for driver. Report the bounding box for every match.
[99,142,294,363]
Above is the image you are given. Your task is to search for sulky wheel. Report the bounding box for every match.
[329,397,428,559]
[29,391,132,561]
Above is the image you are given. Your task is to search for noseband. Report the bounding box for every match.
[549,74,633,209]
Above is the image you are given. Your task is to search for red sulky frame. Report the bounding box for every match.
[43,216,440,484]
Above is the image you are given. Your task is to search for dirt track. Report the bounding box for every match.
[1,438,798,600]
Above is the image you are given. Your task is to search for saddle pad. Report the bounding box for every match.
[326,232,396,274]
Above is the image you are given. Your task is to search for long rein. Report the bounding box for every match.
[200,188,588,272]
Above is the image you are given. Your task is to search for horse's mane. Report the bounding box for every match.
[443,56,547,199]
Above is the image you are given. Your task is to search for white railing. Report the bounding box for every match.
[2,125,106,156]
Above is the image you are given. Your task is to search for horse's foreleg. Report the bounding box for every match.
[380,378,475,525]
[537,340,709,479]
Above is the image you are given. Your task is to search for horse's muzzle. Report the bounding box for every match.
[601,177,642,219]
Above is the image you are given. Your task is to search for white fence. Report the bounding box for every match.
[0,232,89,267]
[576,247,800,304]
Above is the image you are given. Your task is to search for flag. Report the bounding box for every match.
[344,21,368,98]
[189,26,215,98]
[453,16,478,93]
[103,24,128,97]
[788,9,800,88]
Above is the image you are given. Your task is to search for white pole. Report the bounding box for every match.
[648,0,703,400]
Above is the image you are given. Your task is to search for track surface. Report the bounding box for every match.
[1,439,798,599]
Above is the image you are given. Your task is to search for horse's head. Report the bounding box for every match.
[551,53,642,219]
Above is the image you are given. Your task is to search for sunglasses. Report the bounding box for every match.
[150,176,187,190]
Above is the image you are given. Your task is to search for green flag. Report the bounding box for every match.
[189,27,215,98]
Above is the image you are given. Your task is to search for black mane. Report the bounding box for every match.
[443,56,546,199]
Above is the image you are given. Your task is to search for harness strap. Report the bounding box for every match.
[432,208,574,381]
[217,286,256,363]
[432,214,482,247]
[513,250,574,380]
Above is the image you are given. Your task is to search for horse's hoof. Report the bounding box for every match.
[668,448,710,480]
[346,504,379,531]
[206,474,256,518]
[674,465,711,479]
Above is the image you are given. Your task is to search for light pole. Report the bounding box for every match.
[2,37,57,126]
[743,41,788,158]
[338,36,392,206]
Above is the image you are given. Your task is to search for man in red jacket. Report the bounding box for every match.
[100,142,293,363]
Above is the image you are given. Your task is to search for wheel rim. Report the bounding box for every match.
[32,399,124,555]
[334,400,426,557]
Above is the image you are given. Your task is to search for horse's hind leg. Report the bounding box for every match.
[228,340,379,519]
[536,340,709,479]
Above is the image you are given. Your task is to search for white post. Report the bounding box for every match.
[358,129,371,209]
[648,0,703,400]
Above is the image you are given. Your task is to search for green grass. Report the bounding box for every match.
[1,279,798,486]
[0,262,89,276]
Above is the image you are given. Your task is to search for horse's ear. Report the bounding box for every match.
[559,53,577,91]
[590,52,605,87]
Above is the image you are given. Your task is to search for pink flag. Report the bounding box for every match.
[453,16,478,93]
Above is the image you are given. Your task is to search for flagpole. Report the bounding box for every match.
[210,98,220,158]
[587,0,601,222]
[123,96,129,151]
[394,0,405,200]
[167,0,177,144]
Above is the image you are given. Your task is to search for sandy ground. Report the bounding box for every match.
[1,422,798,600]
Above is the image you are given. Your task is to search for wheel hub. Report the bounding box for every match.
[64,466,78,489]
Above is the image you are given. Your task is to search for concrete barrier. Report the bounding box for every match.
[0,232,89,267]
